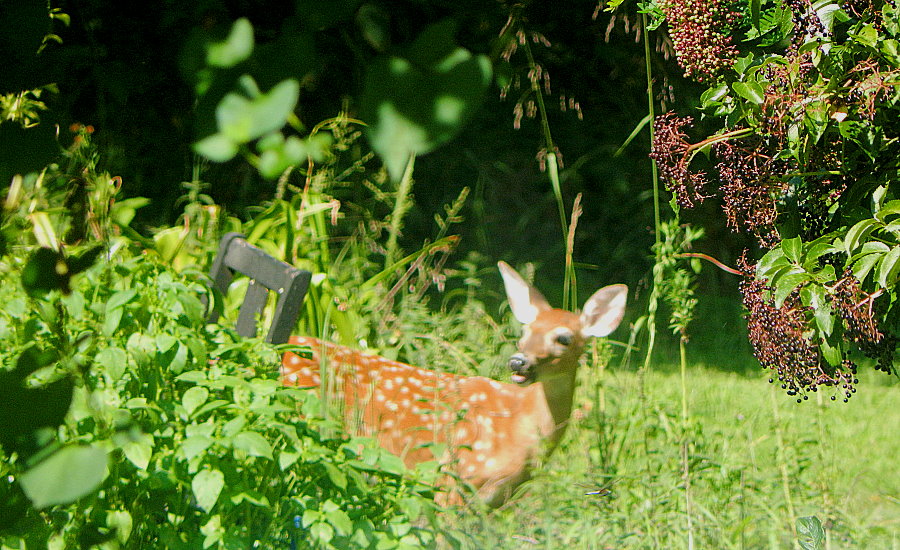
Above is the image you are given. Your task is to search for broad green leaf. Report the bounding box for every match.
[192,469,225,512]
[324,462,347,489]
[802,284,834,336]
[233,431,274,460]
[852,250,884,282]
[101,306,123,337]
[819,335,843,368]
[310,521,334,544]
[774,272,811,305]
[222,415,247,438]
[361,22,492,181]
[875,199,900,222]
[732,80,765,104]
[95,346,128,382]
[322,500,353,535]
[206,18,254,68]
[155,333,178,354]
[182,386,210,417]
[20,445,108,509]
[844,218,880,255]
[106,289,137,312]
[106,509,133,544]
[181,435,214,462]
[757,246,788,279]
[876,245,900,288]
[278,450,300,470]
[797,515,826,550]
[216,79,299,144]
[782,236,803,264]
[122,433,154,470]
[193,132,238,162]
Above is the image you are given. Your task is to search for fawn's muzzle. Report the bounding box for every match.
[508,353,534,385]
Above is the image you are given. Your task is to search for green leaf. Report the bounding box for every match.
[875,199,900,222]
[182,386,210,417]
[361,22,492,181]
[732,80,765,104]
[797,516,826,550]
[193,133,239,162]
[182,435,214,462]
[233,431,274,460]
[122,433,154,470]
[20,445,108,509]
[106,288,137,311]
[95,346,128,382]
[844,218,880,255]
[782,236,803,264]
[852,250,884,282]
[819,334,843,367]
[322,500,353,535]
[803,284,834,336]
[757,246,789,280]
[207,18,254,68]
[774,272,811,305]
[876,245,900,288]
[216,79,299,144]
[193,469,225,512]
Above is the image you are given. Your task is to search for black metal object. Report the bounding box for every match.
[206,233,311,344]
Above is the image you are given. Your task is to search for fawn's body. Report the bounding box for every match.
[281,262,627,505]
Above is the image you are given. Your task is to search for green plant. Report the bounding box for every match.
[0,132,450,548]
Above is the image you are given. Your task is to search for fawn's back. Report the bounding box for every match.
[281,262,627,505]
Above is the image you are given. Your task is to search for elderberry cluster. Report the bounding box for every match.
[649,113,709,208]
[829,272,896,373]
[740,257,856,402]
[714,139,788,248]
[783,0,827,44]
[661,0,742,81]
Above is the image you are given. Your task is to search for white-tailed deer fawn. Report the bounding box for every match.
[281,261,627,506]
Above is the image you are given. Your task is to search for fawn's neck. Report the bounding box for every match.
[530,368,578,450]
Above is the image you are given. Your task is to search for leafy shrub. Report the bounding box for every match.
[649,0,900,397]
[0,245,448,548]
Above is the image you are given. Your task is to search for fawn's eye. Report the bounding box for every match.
[555,333,573,346]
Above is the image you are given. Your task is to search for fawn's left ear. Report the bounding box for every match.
[580,284,628,338]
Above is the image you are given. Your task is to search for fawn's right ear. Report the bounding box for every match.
[498,261,551,324]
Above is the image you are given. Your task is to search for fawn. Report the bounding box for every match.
[281,261,627,506]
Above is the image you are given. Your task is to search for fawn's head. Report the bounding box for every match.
[498,261,628,385]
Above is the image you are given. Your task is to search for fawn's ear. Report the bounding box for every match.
[498,261,551,325]
[580,284,628,338]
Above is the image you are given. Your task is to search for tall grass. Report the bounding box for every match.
[440,351,900,549]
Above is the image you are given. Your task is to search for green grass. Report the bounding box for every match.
[442,359,900,549]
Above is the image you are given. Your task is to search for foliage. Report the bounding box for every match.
[0,132,449,549]
[649,0,900,397]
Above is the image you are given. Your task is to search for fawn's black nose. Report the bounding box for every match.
[508,353,534,384]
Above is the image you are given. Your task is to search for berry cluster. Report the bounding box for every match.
[714,139,789,248]
[649,113,709,208]
[740,257,856,401]
[783,0,827,44]
[829,272,896,373]
[661,0,742,81]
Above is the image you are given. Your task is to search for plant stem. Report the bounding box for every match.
[385,154,416,269]
[521,37,573,307]
[680,338,695,550]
